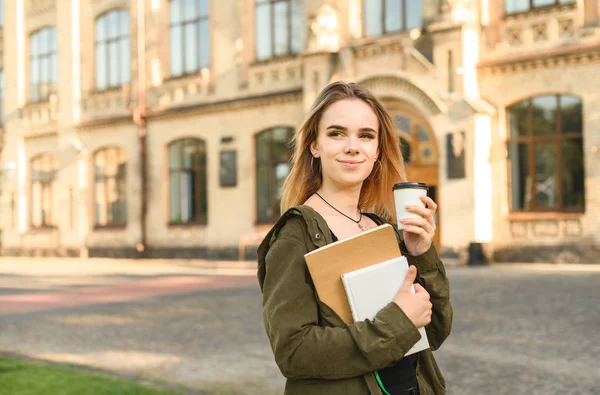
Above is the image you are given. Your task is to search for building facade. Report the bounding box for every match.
[0,0,598,263]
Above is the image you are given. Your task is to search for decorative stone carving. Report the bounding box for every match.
[510,222,528,238]
[558,18,575,38]
[308,4,340,53]
[532,220,560,237]
[532,22,548,41]
[507,26,523,45]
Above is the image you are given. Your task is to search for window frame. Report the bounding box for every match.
[504,0,576,16]
[168,0,210,78]
[506,94,585,214]
[167,138,208,226]
[254,0,303,61]
[93,147,128,229]
[362,0,421,38]
[30,154,58,229]
[94,9,131,92]
[29,27,58,103]
[255,127,294,224]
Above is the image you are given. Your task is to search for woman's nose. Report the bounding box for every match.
[345,136,359,154]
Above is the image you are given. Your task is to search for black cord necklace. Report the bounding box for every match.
[315,192,364,231]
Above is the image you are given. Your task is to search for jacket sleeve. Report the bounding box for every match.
[262,220,422,380]
[401,241,453,351]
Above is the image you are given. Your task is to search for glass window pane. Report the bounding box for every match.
[195,168,208,221]
[509,100,529,138]
[170,0,182,24]
[256,132,270,163]
[385,0,402,32]
[255,3,272,60]
[120,38,131,84]
[395,115,411,134]
[291,0,304,54]
[274,1,289,56]
[417,125,430,141]
[108,11,119,39]
[184,22,199,73]
[364,0,383,37]
[399,136,411,163]
[49,28,57,52]
[170,25,183,76]
[96,43,107,90]
[505,0,529,14]
[531,95,558,136]
[560,96,582,134]
[40,55,49,83]
[533,0,555,7]
[169,142,182,168]
[534,142,557,209]
[109,41,119,87]
[559,0,576,3]
[183,0,197,21]
[199,0,209,17]
[118,178,127,223]
[405,0,423,30]
[183,140,198,167]
[96,16,106,42]
[256,164,270,222]
[169,171,182,222]
[509,143,530,210]
[181,171,193,221]
[199,20,210,69]
[119,11,129,36]
[31,34,39,57]
[275,161,290,204]
[32,182,42,227]
[96,177,107,225]
[561,138,585,210]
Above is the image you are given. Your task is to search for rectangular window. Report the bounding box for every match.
[507,95,584,212]
[31,155,58,228]
[94,148,127,227]
[95,10,130,90]
[30,28,58,102]
[168,139,208,224]
[169,0,210,77]
[364,0,422,37]
[505,0,576,15]
[255,0,305,61]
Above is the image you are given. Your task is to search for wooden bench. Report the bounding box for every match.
[238,230,269,261]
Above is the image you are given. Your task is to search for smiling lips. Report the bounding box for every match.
[338,160,364,168]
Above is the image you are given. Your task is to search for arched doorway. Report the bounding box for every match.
[385,101,441,249]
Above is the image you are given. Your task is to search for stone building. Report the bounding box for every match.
[0,0,598,263]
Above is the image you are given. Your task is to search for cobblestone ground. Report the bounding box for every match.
[0,260,598,395]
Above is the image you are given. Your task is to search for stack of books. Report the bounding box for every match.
[304,224,429,356]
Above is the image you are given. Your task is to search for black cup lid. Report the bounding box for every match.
[393,182,428,190]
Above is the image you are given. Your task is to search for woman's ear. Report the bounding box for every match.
[310,141,320,158]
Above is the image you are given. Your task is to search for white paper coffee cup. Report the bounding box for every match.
[393,182,428,229]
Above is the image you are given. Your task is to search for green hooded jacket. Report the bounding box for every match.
[257,206,453,394]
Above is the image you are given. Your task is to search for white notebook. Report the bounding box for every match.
[341,256,430,356]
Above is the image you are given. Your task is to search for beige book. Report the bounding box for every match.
[304,224,401,324]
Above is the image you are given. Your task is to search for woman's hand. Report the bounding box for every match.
[399,196,437,256]
[393,265,432,328]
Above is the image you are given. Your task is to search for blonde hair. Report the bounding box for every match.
[281,81,407,221]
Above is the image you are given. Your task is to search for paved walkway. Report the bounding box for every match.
[0,257,599,394]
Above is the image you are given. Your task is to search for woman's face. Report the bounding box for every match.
[311,99,380,189]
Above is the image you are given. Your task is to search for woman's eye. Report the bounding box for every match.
[328,131,343,137]
[360,134,376,139]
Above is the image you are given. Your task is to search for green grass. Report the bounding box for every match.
[0,357,184,395]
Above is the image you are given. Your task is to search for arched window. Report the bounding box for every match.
[507,94,584,212]
[169,0,210,77]
[30,154,58,227]
[168,138,208,224]
[95,9,130,90]
[394,114,437,166]
[255,127,294,223]
[94,147,127,227]
[30,27,58,102]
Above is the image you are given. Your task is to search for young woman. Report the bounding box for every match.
[257,82,452,395]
